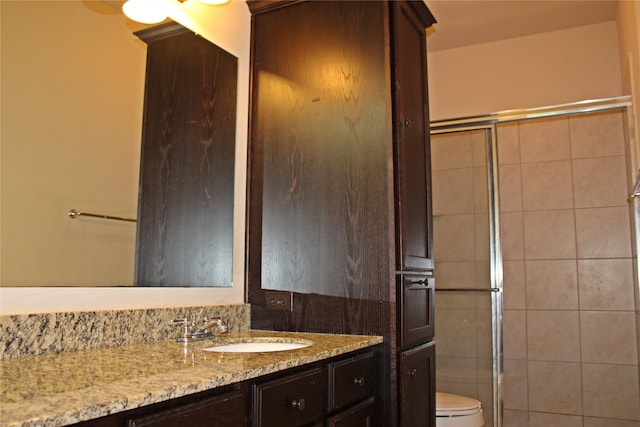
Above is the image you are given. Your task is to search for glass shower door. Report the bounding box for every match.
[430,126,503,427]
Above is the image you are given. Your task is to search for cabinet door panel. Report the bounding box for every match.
[400,274,434,349]
[248,0,392,300]
[399,342,435,427]
[392,1,434,271]
[128,389,247,427]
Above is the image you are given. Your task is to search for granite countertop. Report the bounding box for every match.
[1,330,383,427]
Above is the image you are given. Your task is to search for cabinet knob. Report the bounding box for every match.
[290,397,306,411]
[400,118,411,127]
[407,369,418,377]
[352,377,366,387]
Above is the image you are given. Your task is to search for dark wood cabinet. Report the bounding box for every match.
[128,389,247,427]
[71,384,248,427]
[134,22,237,287]
[252,367,324,427]
[400,274,435,350]
[400,342,436,427]
[252,351,378,426]
[328,351,377,412]
[392,0,435,272]
[71,350,377,427]
[245,1,436,426]
[327,397,377,427]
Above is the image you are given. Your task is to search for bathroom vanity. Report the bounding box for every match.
[0,330,382,427]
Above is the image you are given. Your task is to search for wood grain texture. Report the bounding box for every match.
[249,0,392,300]
[246,2,436,426]
[135,24,237,287]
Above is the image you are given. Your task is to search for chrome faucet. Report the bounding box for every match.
[169,316,228,342]
[192,317,228,340]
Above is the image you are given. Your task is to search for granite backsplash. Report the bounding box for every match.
[0,304,250,360]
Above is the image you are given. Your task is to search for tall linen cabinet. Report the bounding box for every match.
[245,1,436,426]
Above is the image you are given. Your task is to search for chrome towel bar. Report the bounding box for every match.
[435,288,501,293]
[68,209,137,223]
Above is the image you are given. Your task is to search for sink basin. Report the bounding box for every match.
[200,338,312,353]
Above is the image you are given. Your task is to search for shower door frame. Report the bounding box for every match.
[430,94,633,427]
[430,123,503,427]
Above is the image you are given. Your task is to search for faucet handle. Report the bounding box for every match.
[204,316,228,333]
[169,318,193,342]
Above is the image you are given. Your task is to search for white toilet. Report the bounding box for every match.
[435,392,484,427]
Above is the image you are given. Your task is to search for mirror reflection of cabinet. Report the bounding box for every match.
[134,23,237,287]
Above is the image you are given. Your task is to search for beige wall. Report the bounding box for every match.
[0,0,250,313]
[427,21,623,121]
[617,1,640,169]
[2,1,144,286]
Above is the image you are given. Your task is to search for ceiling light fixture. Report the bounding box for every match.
[122,0,229,24]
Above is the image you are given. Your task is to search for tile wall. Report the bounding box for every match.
[498,109,640,426]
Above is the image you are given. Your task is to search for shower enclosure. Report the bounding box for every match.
[430,96,636,427]
[430,125,503,427]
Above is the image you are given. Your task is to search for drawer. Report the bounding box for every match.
[128,389,247,427]
[328,352,376,411]
[252,367,323,427]
[327,397,377,427]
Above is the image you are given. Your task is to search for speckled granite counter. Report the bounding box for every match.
[0,330,382,427]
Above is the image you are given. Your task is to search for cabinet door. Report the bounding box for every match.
[400,274,434,349]
[128,389,247,427]
[399,342,436,427]
[392,1,435,271]
[247,0,392,301]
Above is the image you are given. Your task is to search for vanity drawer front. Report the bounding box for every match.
[127,389,247,427]
[252,367,323,427]
[328,352,377,411]
[327,397,377,427]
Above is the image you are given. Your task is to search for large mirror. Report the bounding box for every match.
[1,1,236,287]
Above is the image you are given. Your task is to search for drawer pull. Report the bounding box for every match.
[290,397,306,411]
[352,377,366,387]
[407,369,417,377]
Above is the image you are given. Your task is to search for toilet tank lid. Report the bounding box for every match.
[436,392,482,411]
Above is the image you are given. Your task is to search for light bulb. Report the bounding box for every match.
[122,0,168,24]
[196,0,230,4]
